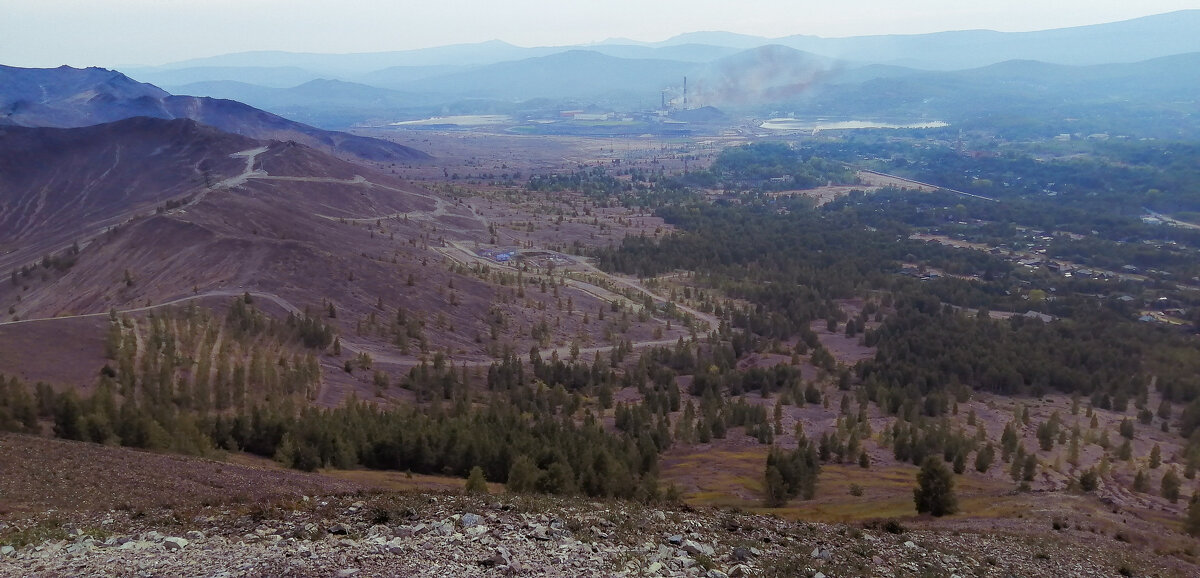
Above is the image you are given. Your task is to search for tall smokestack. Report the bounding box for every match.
[661,90,666,110]
[683,76,688,109]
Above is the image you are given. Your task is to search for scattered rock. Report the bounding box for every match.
[386,538,405,555]
[682,539,714,557]
[0,493,1187,577]
[162,537,188,551]
[66,542,92,556]
[489,545,512,567]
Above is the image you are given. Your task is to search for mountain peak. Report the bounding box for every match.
[0,66,428,161]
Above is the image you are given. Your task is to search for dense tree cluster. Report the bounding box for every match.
[25,302,327,455]
[1,300,679,500]
[764,438,821,507]
[704,142,856,191]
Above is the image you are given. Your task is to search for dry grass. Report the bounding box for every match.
[0,433,369,518]
[321,468,503,494]
[661,444,769,507]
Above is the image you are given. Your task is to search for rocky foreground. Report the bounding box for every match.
[0,490,1191,578]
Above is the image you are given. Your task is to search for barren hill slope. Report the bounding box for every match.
[0,65,429,163]
[0,117,256,273]
[1,433,1195,577]
[1,117,678,411]
[2,119,469,323]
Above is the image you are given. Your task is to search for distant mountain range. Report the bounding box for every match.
[0,65,428,162]
[657,10,1200,70]
[128,10,1200,86]
[80,10,1193,135]
[4,12,1195,137]
[140,44,1199,139]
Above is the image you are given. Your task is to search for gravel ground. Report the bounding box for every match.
[1,433,1197,577]
[2,492,1196,577]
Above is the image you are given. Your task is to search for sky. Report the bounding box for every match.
[2,0,1197,68]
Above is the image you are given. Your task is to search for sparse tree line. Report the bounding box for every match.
[1,299,325,449]
[8,134,1200,528]
[595,192,1200,425]
[581,167,1200,521]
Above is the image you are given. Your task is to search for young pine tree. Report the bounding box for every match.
[1162,467,1181,503]
[975,443,995,473]
[465,466,488,495]
[914,456,958,517]
[1185,494,1200,537]
[1132,469,1149,493]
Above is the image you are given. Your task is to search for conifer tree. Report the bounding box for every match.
[465,466,488,494]
[1162,467,1181,503]
[764,466,788,507]
[1133,468,1149,492]
[506,455,540,493]
[975,443,994,473]
[914,456,958,516]
[1185,494,1200,536]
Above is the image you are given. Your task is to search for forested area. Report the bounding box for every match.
[597,193,1200,399]
[0,296,691,500]
[594,199,1030,333]
[860,297,1200,410]
[703,142,856,191]
[5,138,1200,512]
[526,166,696,208]
[807,138,1200,277]
[826,188,1200,282]
[527,142,857,207]
[588,149,1200,500]
[808,139,1200,213]
[0,293,791,500]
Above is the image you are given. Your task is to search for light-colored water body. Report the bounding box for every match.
[760,119,949,131]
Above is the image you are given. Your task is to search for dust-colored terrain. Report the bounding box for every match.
[1,120,703,409]
[3,120,1199,577]
[0,433,368,516]
[1,433,1196,577]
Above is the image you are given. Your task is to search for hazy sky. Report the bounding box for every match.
[3,0,1197,68]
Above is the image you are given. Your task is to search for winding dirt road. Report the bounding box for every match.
[7,142,710,373]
